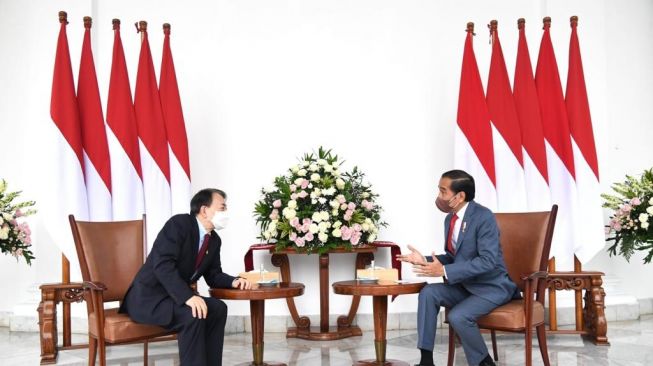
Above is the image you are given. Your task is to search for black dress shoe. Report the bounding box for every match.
[479,354,496,366]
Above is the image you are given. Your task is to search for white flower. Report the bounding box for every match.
[647,206,653,215]
[333,169,341,176]
[317,159,327,166]
[283,208,297,220]
[312,212,323,223]
[291,165,300,173]
[263,185,276,193]
[294,178,304,186]
[287,200,298,209]
[2,213,12,222]
[333,221,342,229]
[362,192,370,198]
[336,178,345,190]
[302,161,310,167]
[364,218,372,224]
[320,211,330,221]
[310,173,321,182]
[368,234,377,242]
[324,165,333,172]
[309,224,319,234]
[318,197,327,204]
[309,164,319,172]
[362,223,370,232]
[263,231,272,240]
[268,221,278,232]
[330,200,340,209]
[639,213,649,223]
[649,197,653,205]
[318,232,329,243]
[643,221,650,229]
[298,169,307,176]
[332,228,342,238]
[332,209,339,216]
[323,187,336,196]
[0,216,3,225]
[318,222,329,232]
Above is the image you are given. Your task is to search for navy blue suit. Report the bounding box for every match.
[120,214,237,366]
[417,201,518,365]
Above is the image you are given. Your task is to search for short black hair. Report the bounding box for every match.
[441,170,475,202]
[190,188,227,215]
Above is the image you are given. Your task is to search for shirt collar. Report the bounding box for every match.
[454,201,469,220]
[196,217,208,239]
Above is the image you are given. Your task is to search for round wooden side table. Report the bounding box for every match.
[333,280,426,366]
[210,282,305,366]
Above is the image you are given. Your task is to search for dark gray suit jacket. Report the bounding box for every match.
[434,201,519,305]
[119,214,237,326]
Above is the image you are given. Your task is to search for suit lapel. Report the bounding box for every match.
[453,201,476,256]
[444,213,453,253]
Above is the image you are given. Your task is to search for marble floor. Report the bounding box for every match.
[3,315,652,365]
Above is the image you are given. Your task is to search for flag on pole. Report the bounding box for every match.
[486,20,527,212]
[106,19,145,221]
[160,23,191,215]
[535,17,579,270]
[77,16,112,221]
[455,22,497,210]
[513,18,551,211]
[44,11,88,276]
[134,21,171,249]
[566,16,604,263]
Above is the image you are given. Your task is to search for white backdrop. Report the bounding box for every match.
[1,0,652,317]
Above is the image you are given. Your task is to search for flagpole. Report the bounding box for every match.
[136,20,147,42]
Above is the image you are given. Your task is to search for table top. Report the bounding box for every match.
[270,244,377,254]
[209,282,304,300]
[332,280,426,296]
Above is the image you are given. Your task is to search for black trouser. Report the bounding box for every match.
[165,297,228,366]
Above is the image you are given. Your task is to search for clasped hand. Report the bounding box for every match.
[395,244,445,277]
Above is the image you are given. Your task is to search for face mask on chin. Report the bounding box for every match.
[210,211,229,231]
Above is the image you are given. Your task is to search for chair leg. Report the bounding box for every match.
[491,330,498,361]
[98,337,107,366]
[143,340,149,366]
[447,324,456,366]
[525,326,533,366]
[536,324,551,366]
[88,336,97,366]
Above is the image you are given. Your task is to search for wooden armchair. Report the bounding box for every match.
[447,205,558,366]
[69,215,174,366]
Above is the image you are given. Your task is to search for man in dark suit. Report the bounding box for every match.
[398,170,518,366]
[120,188,251,366]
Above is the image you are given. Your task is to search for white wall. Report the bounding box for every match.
[1,0,652,317]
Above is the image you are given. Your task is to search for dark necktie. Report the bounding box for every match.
[195,233,211,270]
[446,213,459,255]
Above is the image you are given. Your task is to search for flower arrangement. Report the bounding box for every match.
[602,168,653,263]
[0,179,36,264]
[254,147,386,254]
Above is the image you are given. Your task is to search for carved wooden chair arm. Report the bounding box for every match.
[82,281,107,291]
[521,271,548,281]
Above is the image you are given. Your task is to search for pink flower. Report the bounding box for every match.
[291,217,300,228]
[15,248,23,257]
[15,209,23,218]
[289,232,298,241]
[614,223,622,231]
[303,218,312,225]
[273,199,282,208]
[305,232,314,242]
[341,226,352,240]
[347,202,356,210]
[344,213,352,221]
[631,197,641,206]
[301,223,311,233]
[337,196,346,204]
[295,237,306,247]
[604,226,611,234]
[269,210,279,220]
[353,223,362,232]
[622,204,632,212]
[301,180,309,189]
[291,193,298,200]
[350,232,362,245]
[362,200,374,210]
[298,191,308,198]
[340,203,348,210]
[290,184,297,192]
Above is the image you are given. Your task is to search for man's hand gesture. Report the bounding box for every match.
[185,295,208,319]
[396,245,427,265]
[232,277,252,290]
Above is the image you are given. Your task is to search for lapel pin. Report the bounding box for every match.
[462,221,467,233]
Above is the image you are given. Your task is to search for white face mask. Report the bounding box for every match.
[211,210,229,231]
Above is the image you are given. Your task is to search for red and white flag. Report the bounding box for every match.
[513,19,551,211]
[77,17,112,221]
[486,21,527,212]
[160,24,191,215]
[454,23,497,210]
[44,12,88,275]
[566,16,603,263]
[134,21,171,249]
[535,18,579,270]
[106,19,145,221]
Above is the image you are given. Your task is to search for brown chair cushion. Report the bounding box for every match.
[89,309,171,343]
[477,300,545,331]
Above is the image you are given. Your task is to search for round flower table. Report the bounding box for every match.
[210,282,305,366]
[332,280,426,366]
